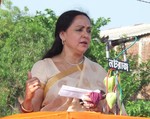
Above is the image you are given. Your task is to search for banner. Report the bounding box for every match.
[1,111,149,119]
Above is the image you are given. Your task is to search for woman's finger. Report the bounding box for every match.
[27,71,32,80]
[81,95,92,102]
[82,102,95,109]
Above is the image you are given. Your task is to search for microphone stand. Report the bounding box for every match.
[121,43,127,62]
[106,41,110,59]
[105,41,129,115]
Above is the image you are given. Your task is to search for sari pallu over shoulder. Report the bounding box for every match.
[43,63,83,97]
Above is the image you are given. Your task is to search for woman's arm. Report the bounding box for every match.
[20,72,44,112]
[32,88,44,111]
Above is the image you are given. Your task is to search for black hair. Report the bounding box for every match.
[42,10,90,59]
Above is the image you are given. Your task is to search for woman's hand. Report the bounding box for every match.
[25,71,41,101]
[80,91,106,111]
[81,93,96,109]
[20,72,41,113]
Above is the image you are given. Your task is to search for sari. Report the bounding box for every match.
[31,56,125,113]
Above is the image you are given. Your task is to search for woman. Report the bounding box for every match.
[20,10,126,114]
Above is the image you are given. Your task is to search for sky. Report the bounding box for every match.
[9,0,150,30]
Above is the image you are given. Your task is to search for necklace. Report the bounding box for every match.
[64,57,84,66]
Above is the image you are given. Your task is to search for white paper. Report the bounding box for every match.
[58,85,99,99]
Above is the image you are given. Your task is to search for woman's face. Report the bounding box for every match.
[60,15,91,54]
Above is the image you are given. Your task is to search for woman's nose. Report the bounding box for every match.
[82,30,90,38]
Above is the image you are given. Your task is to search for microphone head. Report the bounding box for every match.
[100,35,109,43]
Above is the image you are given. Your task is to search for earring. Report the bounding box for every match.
[62,40,65,45]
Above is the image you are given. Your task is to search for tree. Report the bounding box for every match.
[0,0,56,116]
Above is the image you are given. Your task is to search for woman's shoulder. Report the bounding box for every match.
[32,58,53,70]
[85,57,107,73]
[34,58,52,65]
[85,57,102,67]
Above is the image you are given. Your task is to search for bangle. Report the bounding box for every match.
[20,103,33,113]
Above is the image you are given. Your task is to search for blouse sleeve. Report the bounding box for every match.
[31,60,48,86]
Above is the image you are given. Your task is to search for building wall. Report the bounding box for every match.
[126,35,150,63]
[142,37,150,61]
[125,35,150,100]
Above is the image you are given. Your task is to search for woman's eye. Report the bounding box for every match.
[87,29,91,33]
[76,29,82,32]
[76,28,91,34]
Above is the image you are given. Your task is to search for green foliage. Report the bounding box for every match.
[91,17,111,40]
[0,0,56,116]
[120,58,150,117]
[126,100,150,117]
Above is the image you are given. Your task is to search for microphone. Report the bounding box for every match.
[109,37,133,47]
[101,36,134,47]
[101,36,134,59]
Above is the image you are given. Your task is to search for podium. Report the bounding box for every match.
[1,112,149,119]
